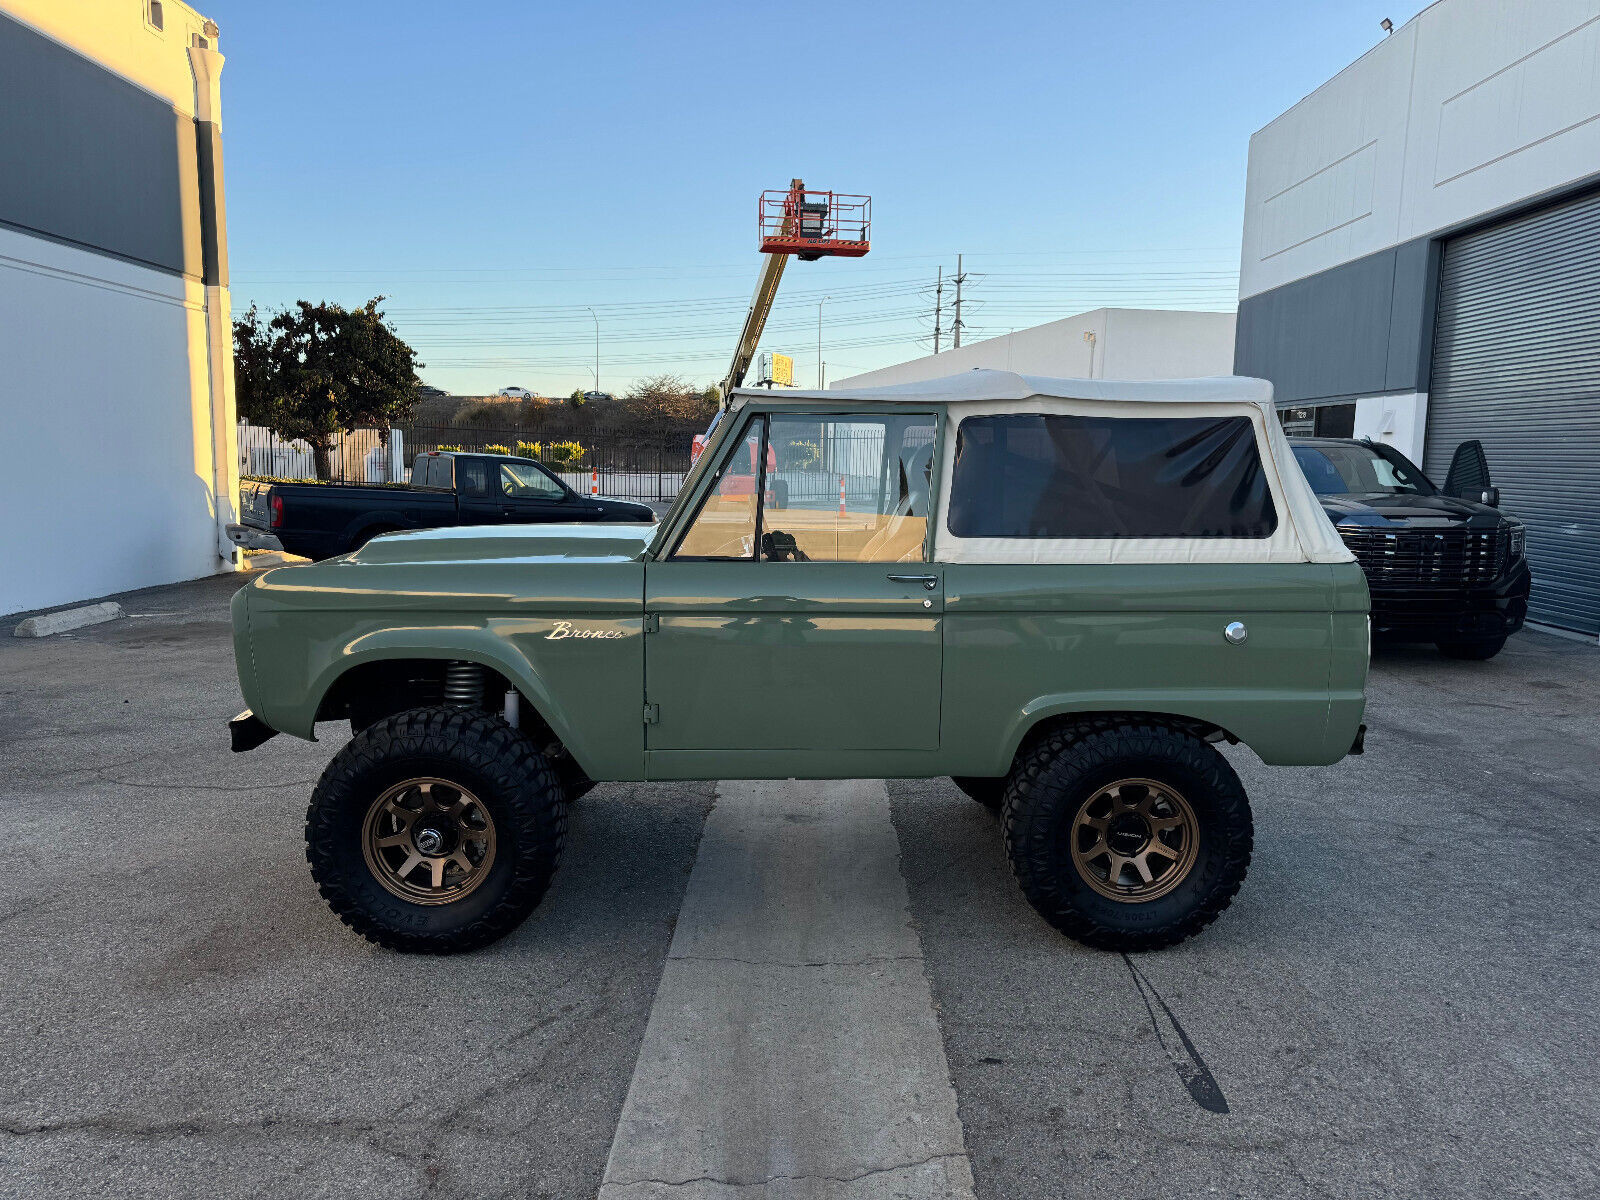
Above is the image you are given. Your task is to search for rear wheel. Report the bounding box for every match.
[1436,636,1507,660]
[306,707,567,953]
[950,776,1006,810]
[1003,723,1252,951]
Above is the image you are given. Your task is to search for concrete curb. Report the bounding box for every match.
[13,601,125,638]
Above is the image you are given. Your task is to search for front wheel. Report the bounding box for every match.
[1003,723,1252,951]
[306,707,567,953]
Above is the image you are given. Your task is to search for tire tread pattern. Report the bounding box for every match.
[1002,721,1253,951]
[305,706,567,954]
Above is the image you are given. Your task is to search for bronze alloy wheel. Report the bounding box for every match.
[1069,777,1199,903]
[361,777,498,906]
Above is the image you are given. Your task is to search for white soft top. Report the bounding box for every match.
[732,370,1351,567]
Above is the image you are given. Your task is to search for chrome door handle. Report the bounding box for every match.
[887,574,939,590]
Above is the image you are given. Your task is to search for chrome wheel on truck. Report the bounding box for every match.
[1003,723,1252,951]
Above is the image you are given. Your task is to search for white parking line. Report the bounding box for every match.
[600,778,975,1198]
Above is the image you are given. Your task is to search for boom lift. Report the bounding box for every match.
[716,179,871,405]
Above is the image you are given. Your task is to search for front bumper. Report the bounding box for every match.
[1369,560,1531,643]
[226,523,284,553]
[229,709,279,752]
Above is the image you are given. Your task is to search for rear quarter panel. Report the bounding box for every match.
[940,562,1368,772]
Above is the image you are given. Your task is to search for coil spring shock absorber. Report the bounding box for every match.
[442,661,485,708]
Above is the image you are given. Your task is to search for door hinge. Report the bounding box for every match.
[643,613,659,633]
[643,702,660,725]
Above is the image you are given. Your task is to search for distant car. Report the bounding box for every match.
[1291,437,1529,659]
[498,387,534,399]
[582,391,615,403]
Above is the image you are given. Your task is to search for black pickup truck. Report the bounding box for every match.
[1291,437,1530,660]
[228,450,655,561]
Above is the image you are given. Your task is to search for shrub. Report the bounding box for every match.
[436,444,462,452]
[483,443,510,456]
[514,440,539,459]
[779,439,821,470]
[542,439,585,466]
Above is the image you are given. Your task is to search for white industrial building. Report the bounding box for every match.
[1234,0,1600,637]
[0,0,237,617]
[832,309,1236,390]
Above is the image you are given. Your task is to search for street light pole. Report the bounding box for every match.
[818,296,829,390]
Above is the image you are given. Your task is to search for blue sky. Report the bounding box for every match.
[208,0,1428,396]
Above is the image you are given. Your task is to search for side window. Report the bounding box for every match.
[673,418,766,559]
[500,461,566,500]
[458,459,490,497]
[416,456,449,489]
[763,413,936,562]
[948,414,1276,539]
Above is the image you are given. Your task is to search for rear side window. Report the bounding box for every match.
[948,414,1277,539]
[415,456,450,488]
[458,459,490,497]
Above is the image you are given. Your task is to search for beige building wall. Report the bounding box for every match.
[0,0,237,615]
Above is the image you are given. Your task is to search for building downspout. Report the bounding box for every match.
[187,41,240,571]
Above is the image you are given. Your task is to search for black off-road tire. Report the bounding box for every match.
[1436,636,1507,661]
[951,776,1006,810]
[1002,723,1252,951]
[306,706,567,953]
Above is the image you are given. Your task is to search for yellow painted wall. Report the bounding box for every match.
[3,0,216,118]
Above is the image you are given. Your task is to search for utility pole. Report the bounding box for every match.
[933,267,944,354]
[952,254,967,349]
[817,295,829,389]
[586,306,599,397]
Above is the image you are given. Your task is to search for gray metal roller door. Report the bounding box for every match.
[1427,189,1600,636]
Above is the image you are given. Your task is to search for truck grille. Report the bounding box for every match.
[1339,527,1508,589]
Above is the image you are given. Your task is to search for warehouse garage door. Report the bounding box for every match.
[1427,188,1600,636]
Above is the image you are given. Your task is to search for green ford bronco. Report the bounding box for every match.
[229,371,1369,954]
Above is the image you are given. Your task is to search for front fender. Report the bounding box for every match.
[251,613,646,782]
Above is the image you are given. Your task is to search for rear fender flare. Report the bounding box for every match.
[997,694,1244,775]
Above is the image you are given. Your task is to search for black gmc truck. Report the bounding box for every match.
[1291,438,1530,660]
[228,450,655,561]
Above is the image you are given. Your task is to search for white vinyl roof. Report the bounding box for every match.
[731,370,1351,567]
[733,369,1275,408]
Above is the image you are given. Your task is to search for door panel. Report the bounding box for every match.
[645,561,943,752]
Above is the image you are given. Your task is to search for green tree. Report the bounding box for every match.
[234,298,422,479]
[568,388,587,409]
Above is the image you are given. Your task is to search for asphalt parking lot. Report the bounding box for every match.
[2,571,1597,1199]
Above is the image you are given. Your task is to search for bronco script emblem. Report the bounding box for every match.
[546,620,626,640]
